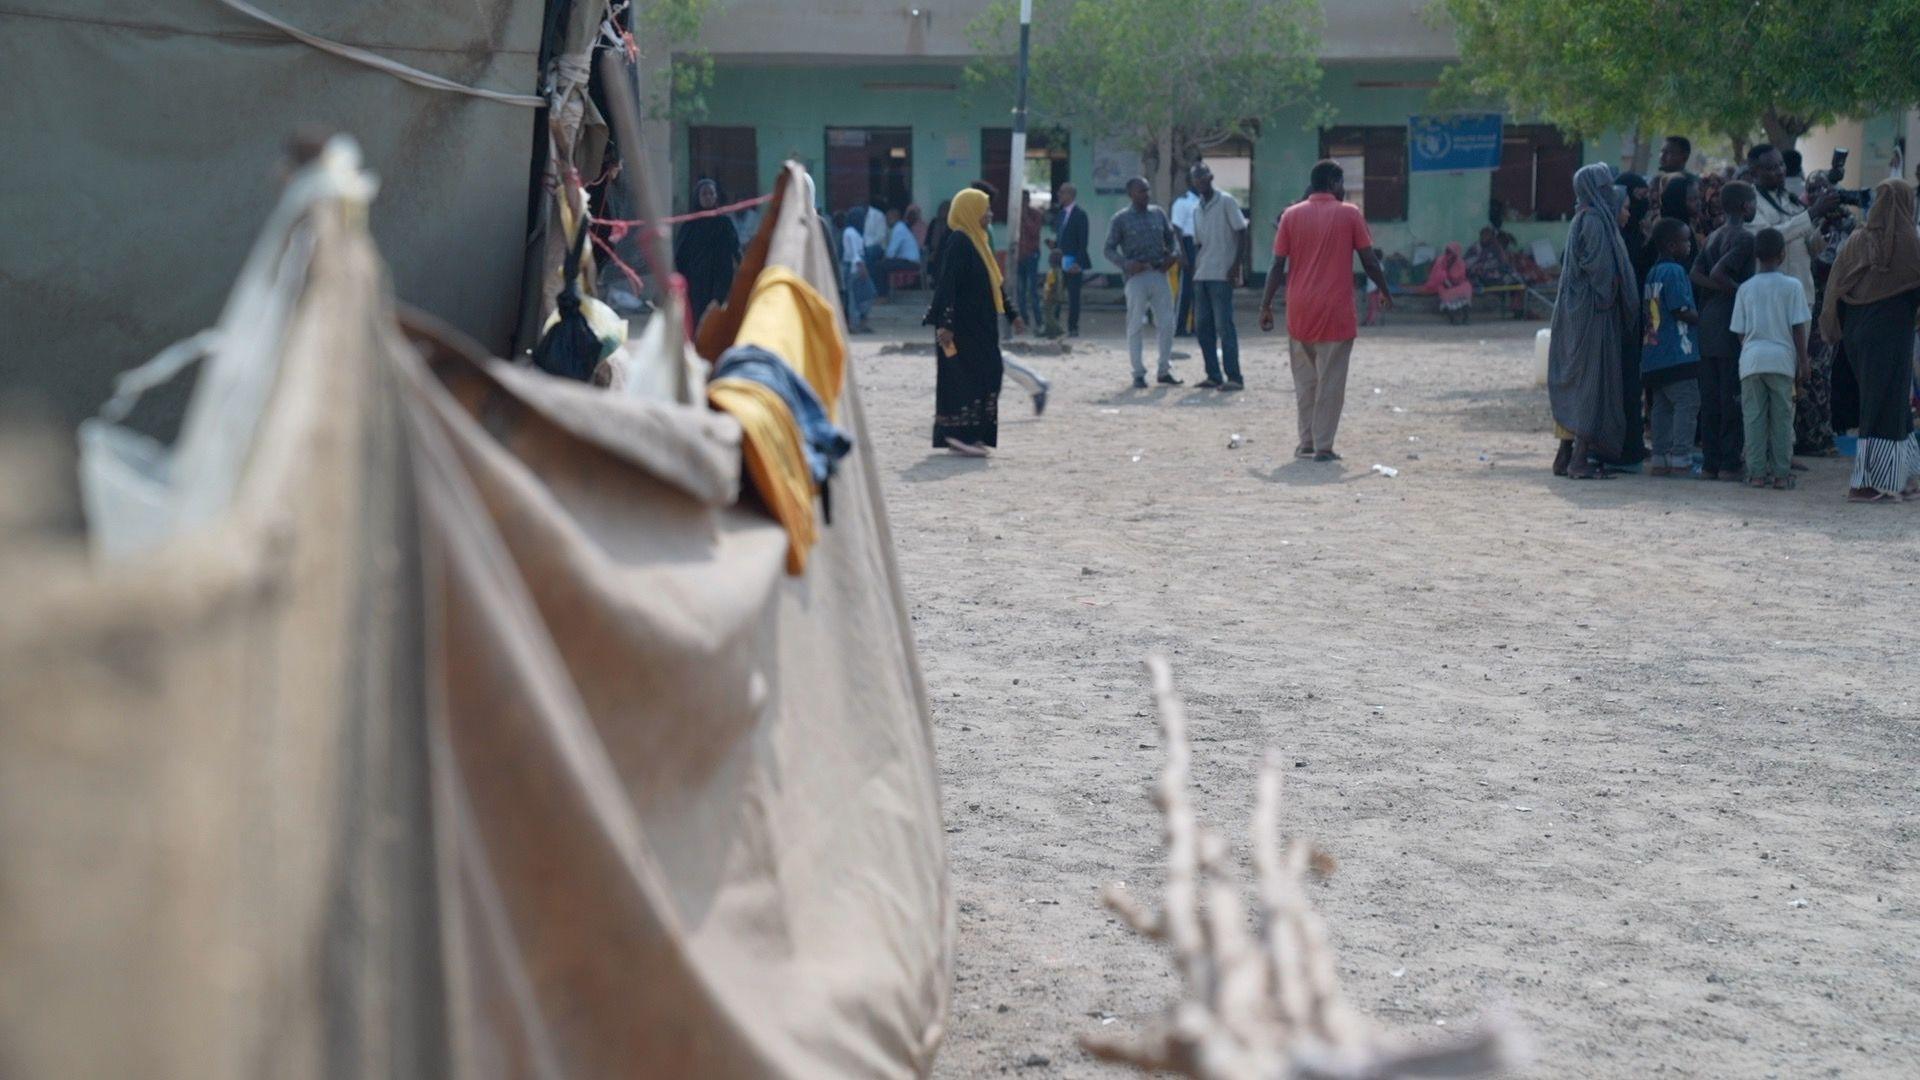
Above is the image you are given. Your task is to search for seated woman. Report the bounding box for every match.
[1503,231,1558,285]
[1415,242,1475,323]
[1467,226,1527,318]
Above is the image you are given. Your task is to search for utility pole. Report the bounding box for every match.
[1004,0,1033,282]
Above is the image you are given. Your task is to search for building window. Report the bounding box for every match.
[1318,126,1408,223]
[981,128,1071,221]
[686,126,759,207]
[1493,125,1583,222]
[824,127,913,215]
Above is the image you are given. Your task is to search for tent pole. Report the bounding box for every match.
[598,49,689,402]
[1004,0,1033,298]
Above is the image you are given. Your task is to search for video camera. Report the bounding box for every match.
[1825,148,1872,210]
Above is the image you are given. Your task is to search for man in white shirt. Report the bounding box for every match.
[862,200,889,251]
[1170,184,1201,336]
[860,200,890,297]
[1186,163,1250,391]
[1745,145,1842,307]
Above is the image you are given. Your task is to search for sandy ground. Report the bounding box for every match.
[850,295,1920,1079]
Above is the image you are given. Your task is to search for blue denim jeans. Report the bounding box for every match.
[1016,252,1041,325]
[1194,280,1241,384]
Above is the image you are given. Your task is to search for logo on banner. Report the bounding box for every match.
[1409,114,1504,173]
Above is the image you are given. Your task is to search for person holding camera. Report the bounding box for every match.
[1746,145,1844,313]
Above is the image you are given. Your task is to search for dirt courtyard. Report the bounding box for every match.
[850,303,1919,1078]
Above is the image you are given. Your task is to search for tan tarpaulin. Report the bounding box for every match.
[0,196,440,1080]
[0,162,950,1077]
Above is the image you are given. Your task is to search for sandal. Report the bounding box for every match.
[1749,476,1770,489]
[1773,475,1795,490]
[1847,488,1896,503]
[944,437,989,458]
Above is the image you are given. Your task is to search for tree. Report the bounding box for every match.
[634,0,717,120]
[1442,0,1920,163]
[1440,0,1673,166]
[967,0,1323,202]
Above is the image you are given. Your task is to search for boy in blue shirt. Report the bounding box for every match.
[1642,219,1702,476]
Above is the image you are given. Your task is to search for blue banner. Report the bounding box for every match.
[1409,114,1505,173]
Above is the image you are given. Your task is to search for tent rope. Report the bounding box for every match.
[212,0,546,108]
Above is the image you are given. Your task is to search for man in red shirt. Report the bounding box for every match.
[1260,160,1393,461]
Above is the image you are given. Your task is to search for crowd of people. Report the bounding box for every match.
[908,159,1382,461]
[1549,135,1920,501]
[672,134,1918,495]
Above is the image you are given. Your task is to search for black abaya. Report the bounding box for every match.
[1841,289,1920,440]
[925,234,1008,448]
[674,214,741,321]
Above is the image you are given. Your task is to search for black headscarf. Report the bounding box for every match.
[1618,172,1654,284]
[1659,174,1696,222]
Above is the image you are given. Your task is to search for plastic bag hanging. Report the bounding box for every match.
[532,217,604,381]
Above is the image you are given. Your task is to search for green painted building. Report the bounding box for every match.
[669,2,1910,277]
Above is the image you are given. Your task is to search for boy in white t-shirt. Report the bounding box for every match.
[1729,227,1812,489]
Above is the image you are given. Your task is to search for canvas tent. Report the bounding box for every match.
[0,0,610,429]
[0,38,951,1077]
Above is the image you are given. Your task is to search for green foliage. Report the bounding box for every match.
[967,0,1324,163]
[1442,0,1920,151]
[635,0,716,120]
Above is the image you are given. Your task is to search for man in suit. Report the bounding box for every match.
[1054,183,1090,337]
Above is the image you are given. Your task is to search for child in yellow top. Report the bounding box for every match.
[1041,247,1066,339]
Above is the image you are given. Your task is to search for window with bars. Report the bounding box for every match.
[1318,126,1408,223]
[1492,125,1583,222]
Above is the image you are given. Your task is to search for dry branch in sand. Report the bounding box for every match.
[1084,656,1525,1079]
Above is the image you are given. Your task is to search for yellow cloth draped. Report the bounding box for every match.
[733,266,847,419]
[708,377,818,575]
[709,265,851,575]
[947,189,1004,313]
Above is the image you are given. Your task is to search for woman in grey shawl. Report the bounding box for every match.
[1548,163,1639,478]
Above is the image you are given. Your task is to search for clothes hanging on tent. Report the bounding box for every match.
[714,345,851,489]
[707,271,855,574]
[732,267,848,419]
[710,379,819,575]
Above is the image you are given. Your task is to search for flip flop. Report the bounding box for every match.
[1847,489,1896,503]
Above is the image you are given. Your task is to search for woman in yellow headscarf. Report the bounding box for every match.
[925,187,1014,456]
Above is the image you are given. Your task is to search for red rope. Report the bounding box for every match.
[598,192,773,233]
